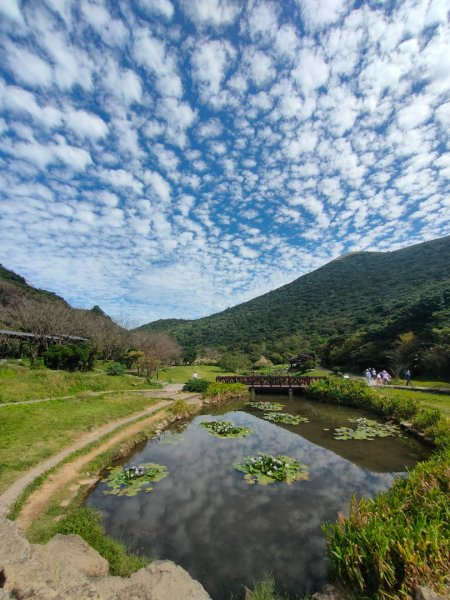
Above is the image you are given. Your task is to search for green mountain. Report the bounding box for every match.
[137,236,450,369]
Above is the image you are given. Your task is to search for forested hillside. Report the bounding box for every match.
[137,236,450,374]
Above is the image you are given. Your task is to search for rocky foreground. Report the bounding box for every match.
[0,517,210,599]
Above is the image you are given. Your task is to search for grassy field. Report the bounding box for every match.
[390,376,450,389]
[0,362,158,403]
[157,364,235,383]
[0,393,162,494]
[378,386,450,419]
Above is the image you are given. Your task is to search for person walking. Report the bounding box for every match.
[381,370,391,385]
[364,368,372,385]
[405,369,411,386]
[376,372,382,386]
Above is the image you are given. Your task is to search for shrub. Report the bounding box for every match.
[412,408,442,430]
[43,344,94,372]
[203,382,248,402]
[105,362,125,376]
[182,378,209,392]
[169,399,195,417]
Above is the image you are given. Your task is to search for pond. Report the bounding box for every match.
[85,395,430,599]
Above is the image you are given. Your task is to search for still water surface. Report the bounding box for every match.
[86,396,429,599]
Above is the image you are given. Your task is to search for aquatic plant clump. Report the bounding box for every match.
[333,417,402,441]
[247,401,285,411]
[262,412,309,425]
[199,420,252,438]
[235,453,309,485]
[102,463,168,496]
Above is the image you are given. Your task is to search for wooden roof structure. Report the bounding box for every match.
[0,329,88,343]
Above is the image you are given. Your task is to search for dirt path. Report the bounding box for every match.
[16,407,173,530]
[16,393,203,531]
[0,384,192,521]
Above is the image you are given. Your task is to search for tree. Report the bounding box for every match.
[389,332,420,377]
[137,353,160,381]
[219,351,252,373]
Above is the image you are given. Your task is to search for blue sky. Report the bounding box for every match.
[0,0,449,325]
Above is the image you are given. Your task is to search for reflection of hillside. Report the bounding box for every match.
[244,398,429,473]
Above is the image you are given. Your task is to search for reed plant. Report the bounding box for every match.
[305,378,450,598]
[203,381,248,402]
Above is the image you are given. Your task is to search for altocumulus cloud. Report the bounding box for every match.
[0,0,449,323]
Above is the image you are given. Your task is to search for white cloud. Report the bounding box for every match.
[179,0,240,27]
[133,30,182,97]
[247,2,279,39]
[298,0,350,30]
[245,49,275,87]
[292,48,329,95]
[6,45,53,87]
[191,40,235,99]
[144,170,172,203]
[397,98,432,131]
[65,109,109,140]
[138,0,174,19]
[435,101,450,128]
[0,0,24,23]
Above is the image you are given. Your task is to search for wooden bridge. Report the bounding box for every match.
[216,375,325,391]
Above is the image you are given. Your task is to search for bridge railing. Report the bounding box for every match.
[216,375,325,387]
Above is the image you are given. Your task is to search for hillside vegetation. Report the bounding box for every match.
[137,236,450,374]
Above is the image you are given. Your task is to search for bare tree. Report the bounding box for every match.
[130,330,181,365]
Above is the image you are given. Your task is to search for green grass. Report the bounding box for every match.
[55,507,149,576]
[390,376,450,389]
[0,393,162,493]
[378,387,450,419]
[0,362,159,404]
[156,364,236,383]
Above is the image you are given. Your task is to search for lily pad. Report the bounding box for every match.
[262,412,309,425]
[247,401,285,411]
[199,420,252,438]
[235,453,309,486]
[102,463,168,496]
[333,418,402,441]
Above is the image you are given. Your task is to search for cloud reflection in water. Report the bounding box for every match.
[86,399,428,599]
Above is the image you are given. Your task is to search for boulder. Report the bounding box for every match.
[44,534,109,577]
[312,584,344,599]
[0,518,30,567]
[95,560,211,599]
[414,586,450,600]
[0,518,210,600]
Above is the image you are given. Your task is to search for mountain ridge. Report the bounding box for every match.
[136,235,450,362]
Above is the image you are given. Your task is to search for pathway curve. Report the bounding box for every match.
[0,383,191,519]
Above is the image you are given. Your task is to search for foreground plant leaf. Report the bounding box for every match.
[234,453,309,485]
[246,401,285,411]
[262,412,309,424]
[199,420,252,438]
[102,463,168,496]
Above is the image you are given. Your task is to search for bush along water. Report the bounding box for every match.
[202,381,248,402]
[182,378,210,393]
[305,378,450,598]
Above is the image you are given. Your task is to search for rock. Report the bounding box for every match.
[414,585,450,600]
[0,518,30,567]
[0,519,210,600]
[312,584,344,600]
[238,585,253,599]
[95,560,211,599]
[44,534,109,577]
